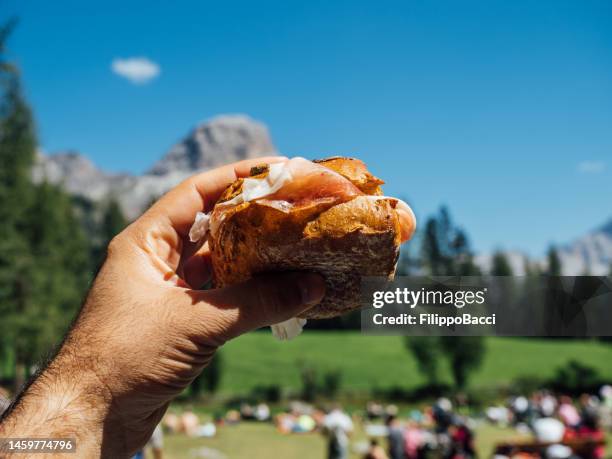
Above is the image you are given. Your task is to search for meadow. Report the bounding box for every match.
[217,332,612,395]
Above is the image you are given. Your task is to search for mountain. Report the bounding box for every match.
[33,114,276,219]
[476,219,612,276]
[148,114,274,175]
[557,219,612,275]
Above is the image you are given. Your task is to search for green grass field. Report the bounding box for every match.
[217,332,612,395]
[161,422,611,459]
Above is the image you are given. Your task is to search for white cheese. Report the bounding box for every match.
[270,317,307,340]
[188,211,211,243]
[221,162,292,206]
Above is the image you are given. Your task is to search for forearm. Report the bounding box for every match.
[0,346,116,457]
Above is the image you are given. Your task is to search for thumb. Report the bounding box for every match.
[195,272,326,342]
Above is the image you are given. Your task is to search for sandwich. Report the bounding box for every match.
[189,156,416,339]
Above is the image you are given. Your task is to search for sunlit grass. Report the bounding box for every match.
[218,332,612,395]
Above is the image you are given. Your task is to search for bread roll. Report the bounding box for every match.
[189,157,416,337]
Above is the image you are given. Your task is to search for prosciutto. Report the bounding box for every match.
[190,158,416,244]
[225,157,363,211]
[191,157,367,241]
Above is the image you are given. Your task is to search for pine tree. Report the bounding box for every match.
[491,251,513,276]
[452,229,481,276]
[422,218,443,275]
[0,44,38,389]
[421,207,481,276]
[191,352,223,398]
[22,182,90,364]
[0,20,18,77]
[546,245,562,276]
[404,336,439,386]
[0,23,91,390]
[440,335,486,389]
[93,198,127,269]
[102,198,127,242]
[410,206,486,389]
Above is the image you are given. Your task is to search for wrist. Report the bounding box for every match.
[0,344,114,456]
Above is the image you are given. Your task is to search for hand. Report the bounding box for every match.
[0,157,326,458]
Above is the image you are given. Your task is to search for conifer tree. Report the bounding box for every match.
[491,251,513,276]
[0,31,38,388]
[92,198,127,269]
[546,245,562,276]
[0,22,91,389]
[409,206,486,389]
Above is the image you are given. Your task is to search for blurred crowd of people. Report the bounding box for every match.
[6,378,610,459]
[362,398,476,459]
[121,385,612,459]
[487,385,612,459]
[271,398,475,459]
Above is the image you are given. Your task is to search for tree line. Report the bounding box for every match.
[0,21,126,391]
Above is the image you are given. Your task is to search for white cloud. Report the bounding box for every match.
[111,57,160,84]
[577,161,605,174]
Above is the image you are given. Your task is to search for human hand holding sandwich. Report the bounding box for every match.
[0,157,327,458]
[0,155,415,458]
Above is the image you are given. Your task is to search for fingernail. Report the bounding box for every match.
[298,273,326,306]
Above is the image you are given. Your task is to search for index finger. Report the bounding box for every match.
[142,156,287,238]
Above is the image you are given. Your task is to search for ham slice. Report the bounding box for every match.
[190,157,416,243]
[227,157,363,210]
[201,157,365,238]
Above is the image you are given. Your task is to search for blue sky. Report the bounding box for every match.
[3,0,611,255]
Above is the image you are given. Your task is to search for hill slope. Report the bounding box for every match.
[219,332,612,395]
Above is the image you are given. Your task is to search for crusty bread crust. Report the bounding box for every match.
[208,157,401,318]
[313,157,384,195]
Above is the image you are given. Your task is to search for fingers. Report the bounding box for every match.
[142,156,288,238]
[121,156,287,275]
[182,272,326,343]
[182,243,213,289]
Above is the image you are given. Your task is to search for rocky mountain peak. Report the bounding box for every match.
[476,219,612,276]
[32,149,119,201]
[148,114,275,176]
[600,218,612,236]
[35,149,98,176]
[33,114,275,218]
